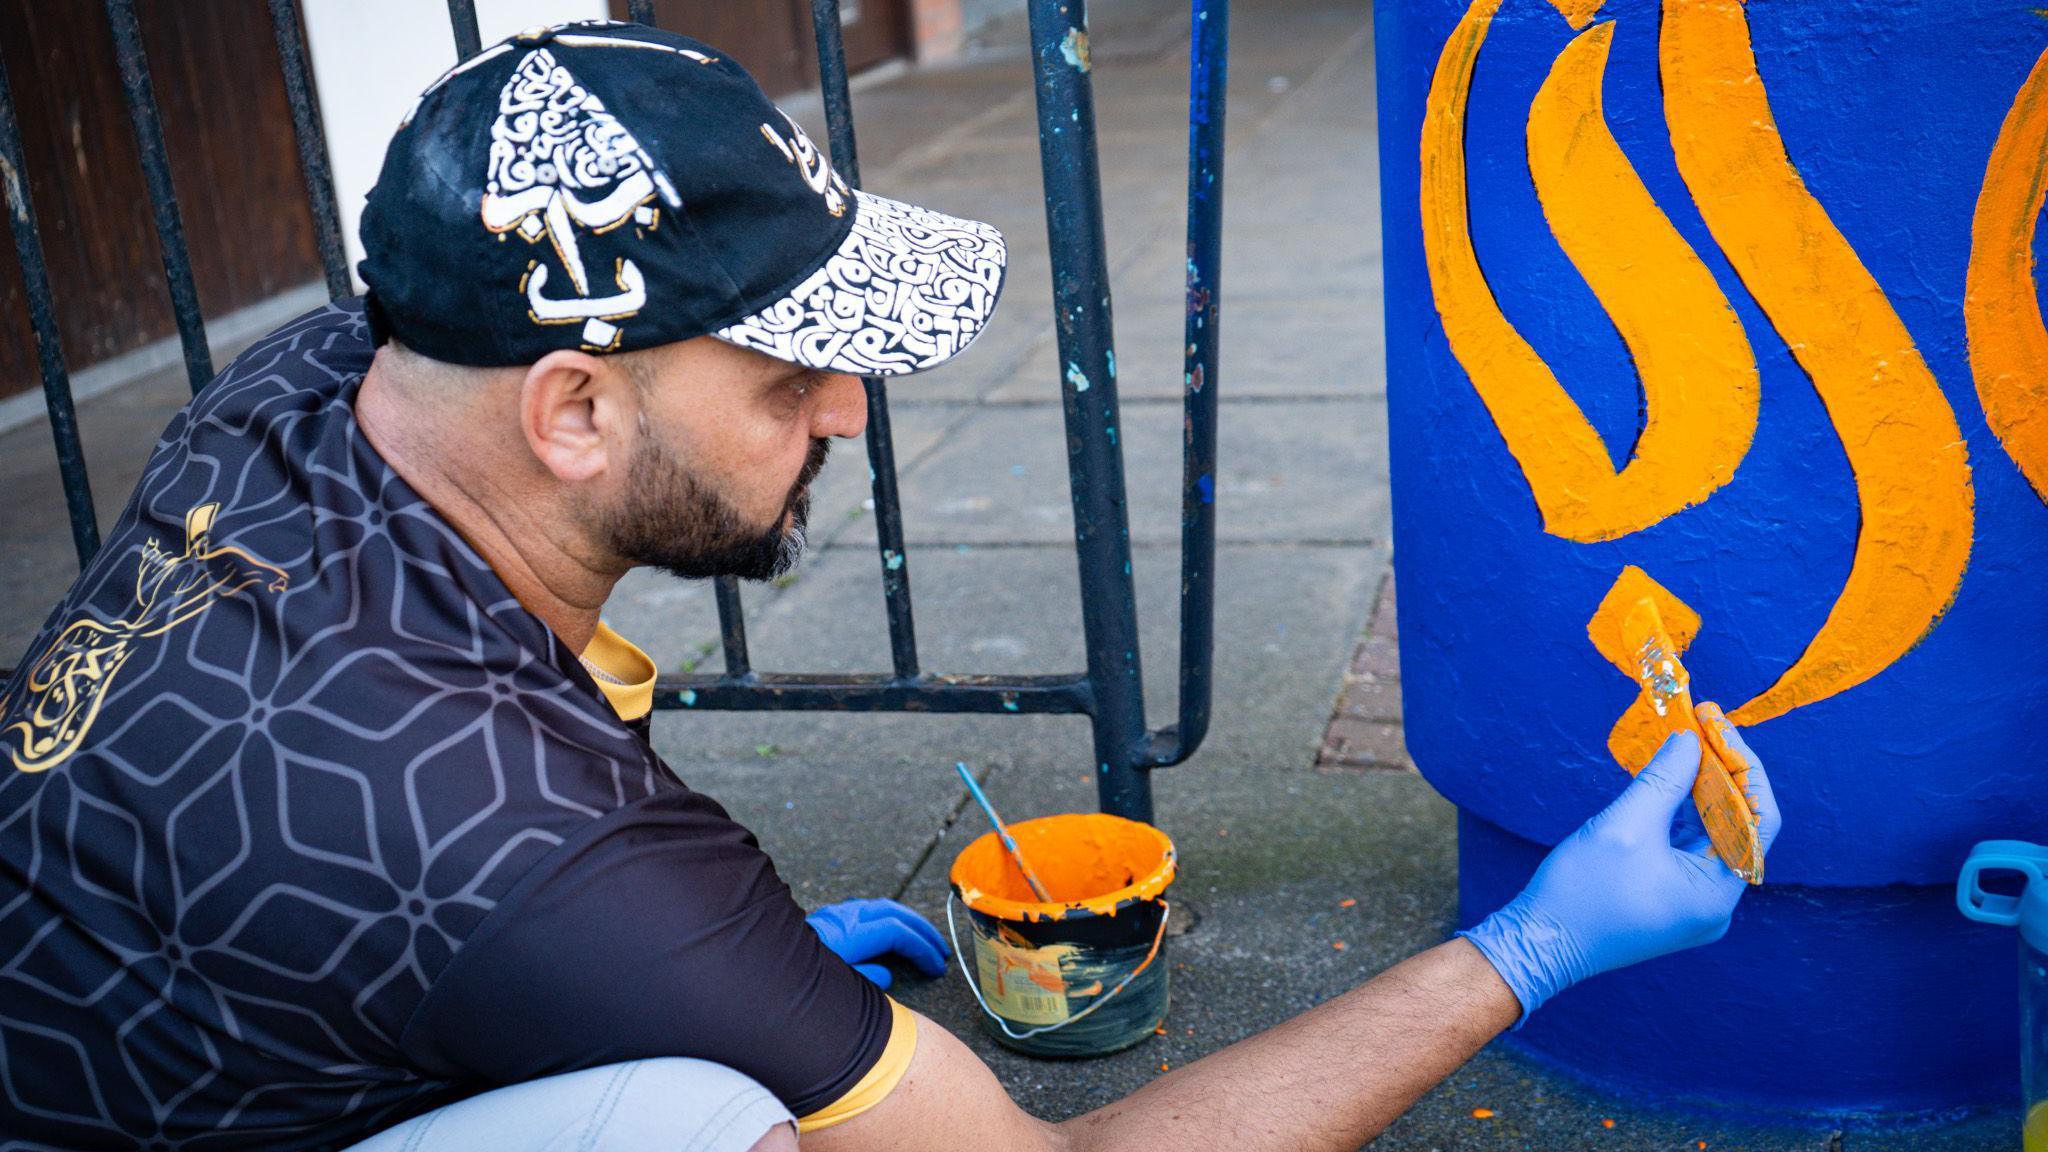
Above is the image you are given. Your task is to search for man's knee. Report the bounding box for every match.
[608,1058,795,1151]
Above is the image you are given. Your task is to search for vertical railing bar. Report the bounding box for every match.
[1026,0,1152,822]
[627,0,657,25]
[104,0,214,397]
[811,0,920,680]
[446,0,482,60]
[1144,0,1227,767]
[0,48,99,567]
[267,0,351,301]
[713,577,752,677]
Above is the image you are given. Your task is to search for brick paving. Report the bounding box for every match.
[1317,571,1413,772]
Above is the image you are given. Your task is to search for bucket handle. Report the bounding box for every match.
[944,890,1172,1043]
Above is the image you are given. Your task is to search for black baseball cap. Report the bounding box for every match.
[357,19,1007,376]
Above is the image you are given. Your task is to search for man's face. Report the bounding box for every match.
[597,338,865,581]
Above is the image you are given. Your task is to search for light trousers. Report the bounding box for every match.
[341,1059,794,1152]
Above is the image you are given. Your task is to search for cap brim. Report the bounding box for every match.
[712,189,1007,377]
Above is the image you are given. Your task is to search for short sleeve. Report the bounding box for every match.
[397,786,894,1117]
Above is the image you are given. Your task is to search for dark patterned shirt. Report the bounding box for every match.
[0,302,890,1151]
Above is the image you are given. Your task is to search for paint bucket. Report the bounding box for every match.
[946,813,1175,1058]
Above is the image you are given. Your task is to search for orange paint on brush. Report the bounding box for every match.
[1589,567,1702,773]
[1592,592,1764,884]
[1967,44,2048,504]
[1661,0,1973,725]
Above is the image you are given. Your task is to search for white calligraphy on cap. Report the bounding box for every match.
[481,48,680,350]
[758,110,850,218]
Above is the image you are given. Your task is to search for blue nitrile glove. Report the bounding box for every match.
[1460,726,1781,1024]
[805,898,950,990]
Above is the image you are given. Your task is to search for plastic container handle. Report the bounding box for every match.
[1956,840,2048,926]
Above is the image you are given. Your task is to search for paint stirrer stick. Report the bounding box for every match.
[955,761,1054,902]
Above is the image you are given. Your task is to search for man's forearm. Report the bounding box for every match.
[1055,939,1519,1152]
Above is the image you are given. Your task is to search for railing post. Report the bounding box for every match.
[0,47,99,567]
[268,0,351,301]
[811,0,923,680]
[446,0,483,60]
[1143,0,1226,768]
[103,0,214,396]
[1026,0,1153,823]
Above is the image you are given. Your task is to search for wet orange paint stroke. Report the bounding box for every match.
[1527,21,1759,536]
[1421,1,1755,543]
[1588,565,1701,773]
[1660,0,1973,725]
[1966,44,2048,505]
[1545,0,1604,31]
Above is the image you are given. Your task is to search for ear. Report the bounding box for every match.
[517,349,635,483]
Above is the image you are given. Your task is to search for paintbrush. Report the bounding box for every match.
[1621,599,1766,885]
[955,761,1055,902]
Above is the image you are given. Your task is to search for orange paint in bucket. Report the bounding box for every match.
[947,813,1176,1057]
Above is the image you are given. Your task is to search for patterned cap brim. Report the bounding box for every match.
[712,189,1007,377]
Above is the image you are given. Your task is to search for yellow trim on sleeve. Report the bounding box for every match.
[578,621,656,722]
[796,998,918,1134]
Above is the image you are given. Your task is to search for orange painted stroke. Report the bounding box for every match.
[1421,1,1754,543]
[1661,0,1973,725]
[1527,21,1759,536]
[1966,44,2048,506]
[1587,565,1701,773]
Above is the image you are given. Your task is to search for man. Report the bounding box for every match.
[0,21,1780,1152]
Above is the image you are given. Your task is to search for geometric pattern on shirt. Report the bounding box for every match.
[0,301,663,1151]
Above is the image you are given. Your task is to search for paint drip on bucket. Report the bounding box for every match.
[948,813,1175,1058]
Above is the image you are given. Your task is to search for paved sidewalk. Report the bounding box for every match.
[0,1,2010,1147]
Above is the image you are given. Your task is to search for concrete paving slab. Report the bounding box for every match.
[892,396,1388,547]
[0,362,196,661]
[985,291,1383,403]
[651,536,1385,907]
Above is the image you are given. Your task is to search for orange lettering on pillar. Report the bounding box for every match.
[1421,1,1758,544]
[1966,44,2048,505]
[1526,20,1760,539]
[1660,0,1974,726]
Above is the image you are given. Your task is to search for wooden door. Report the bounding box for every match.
[0,1,322,401]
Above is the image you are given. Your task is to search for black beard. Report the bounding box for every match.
[604,436,830,582]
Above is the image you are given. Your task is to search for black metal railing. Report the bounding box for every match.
[0,0,1227,824]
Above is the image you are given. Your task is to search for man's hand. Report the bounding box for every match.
[806,898,949,989]
[1459,725,1783,1021]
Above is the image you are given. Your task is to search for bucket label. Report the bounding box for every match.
[972,933,1071,1027]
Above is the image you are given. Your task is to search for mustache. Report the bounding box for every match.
[787,438,831,510]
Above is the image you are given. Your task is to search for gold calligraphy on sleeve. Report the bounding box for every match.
[2,503,290,774]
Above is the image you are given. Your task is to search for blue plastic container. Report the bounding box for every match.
[1958,842,2048,1147]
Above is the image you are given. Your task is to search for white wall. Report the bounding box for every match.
[301,0,608,291]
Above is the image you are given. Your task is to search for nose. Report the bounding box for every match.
[810,372,869,440]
